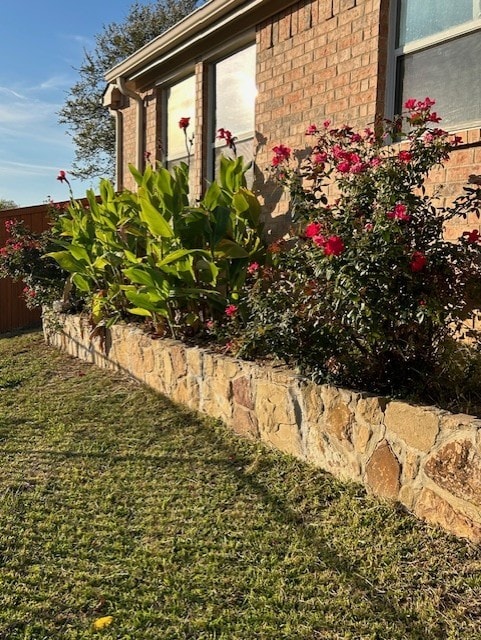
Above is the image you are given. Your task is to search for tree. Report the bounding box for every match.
[58,0,203,181]
[0,199,18,210]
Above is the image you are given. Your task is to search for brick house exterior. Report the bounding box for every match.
[104,0,481,239]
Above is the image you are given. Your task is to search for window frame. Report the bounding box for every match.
[206,40,257,183]
[386,0,481,130]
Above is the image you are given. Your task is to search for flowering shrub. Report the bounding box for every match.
[0,218,65,308]
[234,100,481,397]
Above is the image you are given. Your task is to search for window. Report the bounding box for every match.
[212,44,257,178]
[392,0,481,130]
[165,75,195,168]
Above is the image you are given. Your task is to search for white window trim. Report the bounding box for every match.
[386,0,481,130]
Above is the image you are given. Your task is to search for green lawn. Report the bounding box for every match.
[1,331,481,639]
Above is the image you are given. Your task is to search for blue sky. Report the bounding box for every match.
[0,0,139,207]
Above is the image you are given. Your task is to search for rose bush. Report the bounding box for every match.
[0,217,65,308]
[232,100,481,399]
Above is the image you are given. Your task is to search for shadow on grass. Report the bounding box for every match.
[0,400,447,639]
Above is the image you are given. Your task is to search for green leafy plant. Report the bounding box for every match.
[48,158,267,336]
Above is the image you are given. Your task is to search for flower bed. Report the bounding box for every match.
[44,313,481,543]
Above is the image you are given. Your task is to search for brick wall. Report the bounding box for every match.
[113,0,481,240]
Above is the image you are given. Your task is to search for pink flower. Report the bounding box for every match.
[332,145,345,160]
[463,229,481,243]
[225,304,238,317]
[305,124,318,135]
[370,157,382,167]
[323,235,345,256]
[271,144,291,166]
[4,219,15,234]
[337,160,351,173]
[323,120,331,128]
[398,150,412,163]
[404,98,417,110]
[351,133,362,143]
[410,251,427,272]
[179,117,190,130]
[451,135,463,146]
[144,151,151,161]
[349,162,365,174]
[305,221,323,238]
[312,234,327,247]
[364,222,374,232]
[56,170,68,183]
[247,262,259,274]
[206,319,215,330]
[313,151,328,164]
[387,203,410,222]
[23,286,36,298]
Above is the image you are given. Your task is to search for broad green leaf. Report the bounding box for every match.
[214,239,249,259]
[139,198,173,238]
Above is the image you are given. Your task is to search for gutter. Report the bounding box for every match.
[104,0,295,85]
[105,0,250,83]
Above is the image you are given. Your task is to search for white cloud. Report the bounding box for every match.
[0,159,64,176]
[0,86,26,99]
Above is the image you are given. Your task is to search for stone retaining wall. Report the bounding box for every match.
[44,314,481,542]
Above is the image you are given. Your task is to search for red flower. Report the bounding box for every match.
[179,117,190,130]
[305,124,318,135]
[451,135,463,146]
[398,150,412,163]
[323,235,345,256]
[305,221,322,238]
[427,111,441,123]
[56,170,68,183]
[217,128,233,144]
[337,160,350,173]
[404,98,417,110]
[247,262,259,274]
[225,304,238,317]
[271,144,291,166]
[463,229,481,243]
[410,251,427,272]
[387,203,410,222]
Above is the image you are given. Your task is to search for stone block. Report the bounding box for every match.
[384,402,440,451]
[414,488,481,543]
[321,385,355,446]
[232,376,255,410]
[365,440,401,500]
[231,406,259,439]
[424,439,481,505]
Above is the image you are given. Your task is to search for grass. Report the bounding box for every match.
[1,332,481,639]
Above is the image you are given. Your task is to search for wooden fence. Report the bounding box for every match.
[0,203,52,334]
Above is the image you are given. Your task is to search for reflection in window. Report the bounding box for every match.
[166,75,195,167]
[212,44,256,180]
